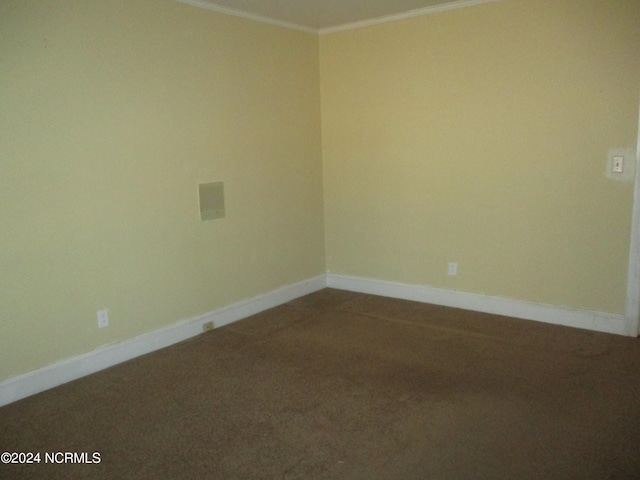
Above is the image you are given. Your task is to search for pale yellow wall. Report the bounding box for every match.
[321,0,640,314]
[0,0,324,380]
[2,0,639,384]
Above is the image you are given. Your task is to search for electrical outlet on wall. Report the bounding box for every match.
[97,309,109,328]
[448,262,458,276]
[202,321,214,332]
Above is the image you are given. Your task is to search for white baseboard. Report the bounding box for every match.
[1,272,627,407]
[0,275,327,408]
[327,273,627,336]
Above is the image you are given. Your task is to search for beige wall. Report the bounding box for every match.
[321,0,640,314]
[0,0,324,380]
[2,0,639,384]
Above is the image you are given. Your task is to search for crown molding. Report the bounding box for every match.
[174,0,318,34]
[175,0,504,35]
[319,0,503,34]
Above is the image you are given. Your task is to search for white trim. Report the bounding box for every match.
[3,270,629,407]
[625,103,640,336]
[0,275,326,407]
[327,274,627,336]
[174,0,318,34]
[319,0,504,35]
[174,0,504,35]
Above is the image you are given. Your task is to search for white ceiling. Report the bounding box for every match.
[176,0,499,33]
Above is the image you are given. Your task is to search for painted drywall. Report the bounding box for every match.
[320,0,640,314]
[0,0,324,381]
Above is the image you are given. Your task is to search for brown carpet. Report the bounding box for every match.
[1,288,639,479]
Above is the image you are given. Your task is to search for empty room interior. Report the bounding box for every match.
[1,0,640,478]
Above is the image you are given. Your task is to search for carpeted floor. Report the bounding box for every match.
[1,288,639,479]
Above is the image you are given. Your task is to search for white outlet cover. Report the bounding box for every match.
[97,309,109,328]
[448,262,458,276]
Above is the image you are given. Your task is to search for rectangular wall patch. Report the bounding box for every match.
[198,182,225,221]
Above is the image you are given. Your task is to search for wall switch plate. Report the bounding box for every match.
[97,309,109,328]
[612,155,624,173]
[606,149,635,183]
